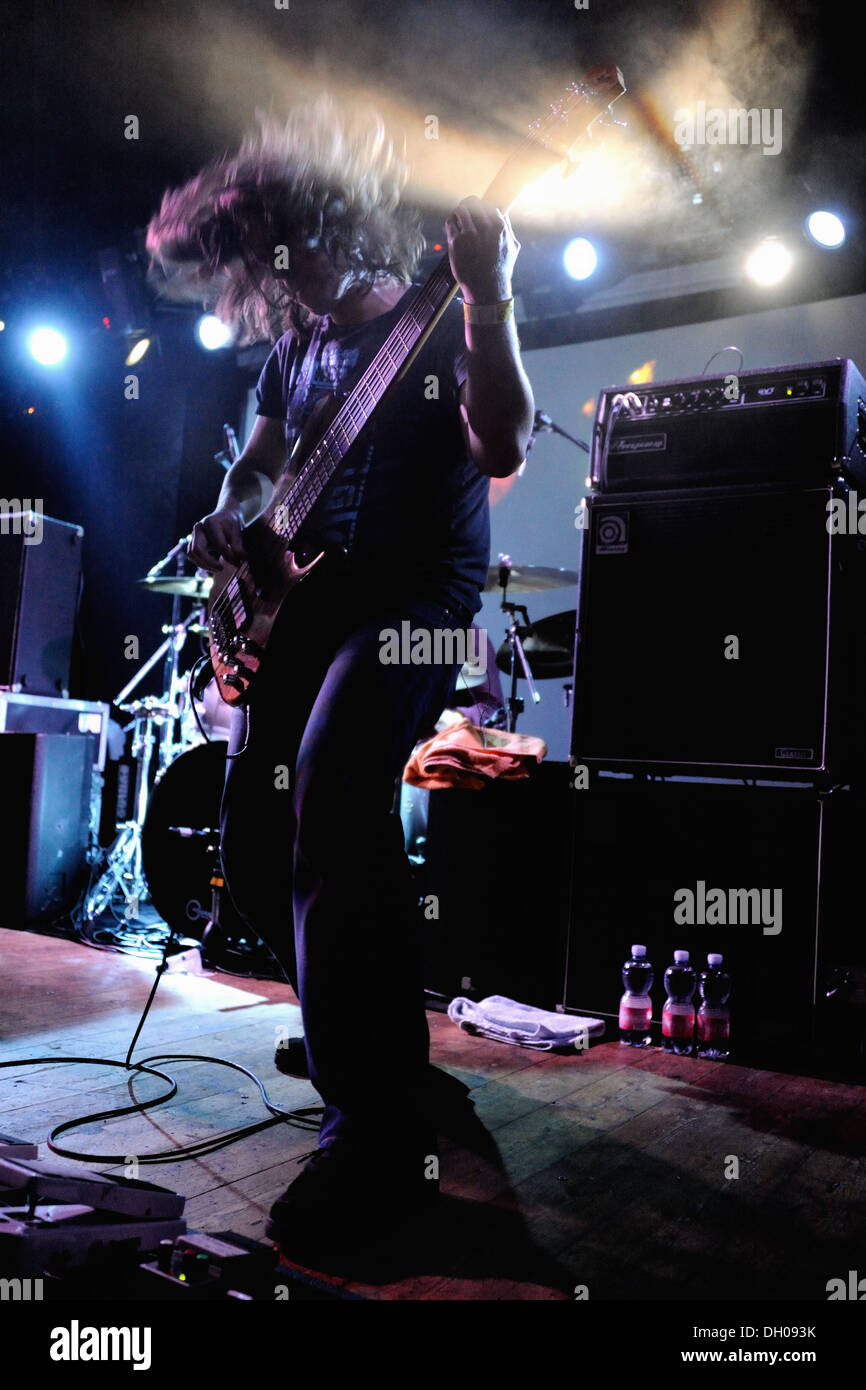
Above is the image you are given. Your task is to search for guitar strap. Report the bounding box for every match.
[285,314,329,438]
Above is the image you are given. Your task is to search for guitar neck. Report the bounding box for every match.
[264,255,458,547]
[257,64,626,551]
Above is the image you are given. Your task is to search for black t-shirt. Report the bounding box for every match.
[255,290,490,621]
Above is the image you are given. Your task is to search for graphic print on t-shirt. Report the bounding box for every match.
[254,295,491,618]
[297,333,371,555]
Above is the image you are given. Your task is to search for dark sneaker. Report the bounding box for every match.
[274,1035,310,1078]
[274,1038,473,1114]
[266,1138,439,1255]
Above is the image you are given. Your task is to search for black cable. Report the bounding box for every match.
[188,654,249,758]
[701,345,744,376]
[0,929,323,1166]
[188,654,215,745]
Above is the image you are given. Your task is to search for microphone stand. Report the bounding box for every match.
[532,409,590,454]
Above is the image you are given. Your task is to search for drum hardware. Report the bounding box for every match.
[479,555,578,732]
[140,742,281,978]
[481,563,578,595]
[137,574,213,600]
[492,606,578,732]
[481,409,584,727]
[495,555,541,733]
[494,610,577,681]
[150,536,203,772]
[85,421,242,939]
[84,534,215,924]
[83,698,169,922]
[135,741,226,939]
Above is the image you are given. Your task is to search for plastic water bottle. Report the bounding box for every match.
[619,944,653,1046]
[697,953,731,1060]
[662,949,696,1055]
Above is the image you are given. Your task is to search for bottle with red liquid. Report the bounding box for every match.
[661,949,696,1054]
[619,944,653,1047]
[696,953,731,1060]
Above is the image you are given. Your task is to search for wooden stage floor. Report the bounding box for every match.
[1,926,864,1302]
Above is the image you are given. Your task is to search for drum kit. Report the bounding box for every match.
[83,534,578,938]
[83,537,233,940]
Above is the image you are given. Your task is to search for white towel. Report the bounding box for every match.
[447,994,605,1051]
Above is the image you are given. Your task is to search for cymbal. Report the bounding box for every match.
[137,574,213,599]
[495,610,576,680]
[482,564,578,594]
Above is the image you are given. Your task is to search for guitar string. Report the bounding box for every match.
[208,260,454,642]
[207,78,611,656]
[270,260,454,536]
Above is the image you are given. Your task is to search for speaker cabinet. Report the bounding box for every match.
[572,485,865,776]
[566,776,865,1063]
[0,733,94,924]
[416,762,573,1009]
[0,517,83,696]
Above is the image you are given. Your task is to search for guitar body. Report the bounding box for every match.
[207,394,342,707]
[206,534,323,707]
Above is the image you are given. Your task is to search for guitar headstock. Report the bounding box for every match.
[484,64,626,211]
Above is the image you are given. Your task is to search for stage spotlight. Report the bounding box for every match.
[564,237,598,281]
[28,327,68,365]
[745,238,793,287]
[125,337,151,366]
[806,210,845,249]
[197,315,232,350]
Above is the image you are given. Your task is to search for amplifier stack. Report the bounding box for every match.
[590,357,866,493]
[567,357,866,1063]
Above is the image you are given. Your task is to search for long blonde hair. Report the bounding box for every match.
[146,95,424,343]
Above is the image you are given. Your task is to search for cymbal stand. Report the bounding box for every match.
[497,554,541,733]
[161,536,190,772]
[83,701,166,922]
[113,607,205,774]
[84,535,201,923]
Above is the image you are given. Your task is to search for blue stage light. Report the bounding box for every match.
[806,210,845,248]
[563,237,598,281]
[197,315,232,350]
[28,327,68,365]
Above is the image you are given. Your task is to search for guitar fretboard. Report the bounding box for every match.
[266,256,457,545]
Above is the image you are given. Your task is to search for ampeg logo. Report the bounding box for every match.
[774,747,815,762]
[609,433,667,454]
[595,513,629,554]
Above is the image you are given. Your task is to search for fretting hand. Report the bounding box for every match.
[444,196,520,304]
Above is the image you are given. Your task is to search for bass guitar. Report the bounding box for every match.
[208,65,625,707]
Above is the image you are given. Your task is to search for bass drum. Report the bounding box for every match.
[141,742,239,940]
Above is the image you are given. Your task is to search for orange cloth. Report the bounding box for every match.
[402,714,547,790]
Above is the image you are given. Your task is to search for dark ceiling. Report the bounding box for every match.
[3,0,865,342]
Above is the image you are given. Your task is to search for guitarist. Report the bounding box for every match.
[147,100,534,1254]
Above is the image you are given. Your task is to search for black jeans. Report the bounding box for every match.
[219,576,467,1150]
